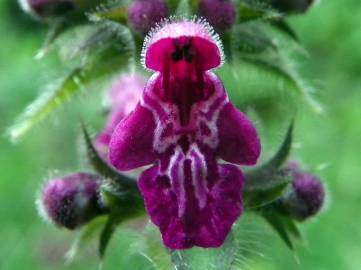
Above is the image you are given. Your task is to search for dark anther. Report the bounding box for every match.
[171,48,183,61]
[184,52,193,63]
[171,41,194,63]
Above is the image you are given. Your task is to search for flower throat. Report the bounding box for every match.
[157,37,214,126]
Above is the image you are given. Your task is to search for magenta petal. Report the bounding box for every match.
[217,103,261,165]
[138,164,244,249]
[109,104,157,171]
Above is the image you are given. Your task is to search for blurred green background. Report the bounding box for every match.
[1,0,360,269]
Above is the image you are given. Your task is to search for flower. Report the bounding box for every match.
[19,0,75,18]
[109,18,261,249]
[95,74,145,158]
[279,163,325,221]
[128,0,169,35]
[38,172,106,229]
[198,0,236,31]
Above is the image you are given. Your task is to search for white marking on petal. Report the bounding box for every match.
[193,72,228,149]
[190,145,208,209]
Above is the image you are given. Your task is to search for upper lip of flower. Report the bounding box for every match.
[142,18,224,72]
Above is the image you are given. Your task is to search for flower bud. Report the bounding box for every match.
[128,0,169,35]
[280,165,325,221]
[38,173,106,229]
[198,0,236,31]
[271,0,316,14]
[19,0,76,19]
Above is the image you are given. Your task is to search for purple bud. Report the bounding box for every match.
[198,0,236,31]
[39,173,105,229]
[19,0,75,18]
[271,0,316,14]
[128,0,169,35]
[281,165,325,221]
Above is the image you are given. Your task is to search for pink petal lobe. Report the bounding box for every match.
[217,102,261,165]
[109,104,157,171]
[138,162,244,249]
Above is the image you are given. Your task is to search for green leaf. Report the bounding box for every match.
[271,20,300,42]
[262,210,295,250]
[171,251,191,270]
[244,169,291,208]
[238,55,322,113]
[36,21,70,59]
[169,215,264,270]
[169,235,240,270]
[8,22,134,141]
[237,0,282,22]
[232,23,277,54]
[66,216,108,263]
[127,224,172,270]
[99,215,118,259]
[88,2,128,24]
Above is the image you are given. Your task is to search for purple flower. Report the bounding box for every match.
[128,0,169,35]
[38,173,105,229]
[198,0,236,31]
[280,163,325,221]
[95,74,145,158]
[19,0,75,18]
[109,19,261,249]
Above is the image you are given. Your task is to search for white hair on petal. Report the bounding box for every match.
[141,16,225,71]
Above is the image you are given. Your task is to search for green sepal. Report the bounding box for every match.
[99,214,118,259]
[264,121,294,169]
[243,122,293,208]
[81,123,145,258]
[97,190,145,258]
[66,216,108,263]
[81,122,138,192]
[260,207,302,251]
[244,169,291,208]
